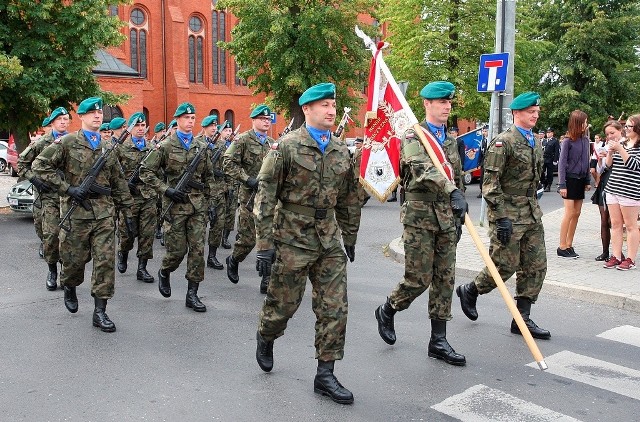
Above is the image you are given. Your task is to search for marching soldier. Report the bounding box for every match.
[32,97,136,332]
[152,122,166,143]
[151,122,166,240]
[456,92,551,340]
[18,107,69,290]
[109,117,127,143]
[254,83,361,404]
[139,103,214,312]
[99,123,112,143]
[221,123,238,250]
[223,104,275,293]
[115,112,156,283]
[374,81,468,366]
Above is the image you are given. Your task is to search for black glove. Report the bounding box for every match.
[344,244,355,263]
[127,181,139,196]
[496,217,513,245]
[245,177,259,190]
[30,177,52,193]
[66,185,87,203]
[256,249,275,277]
[208,206,217,224]
[450,189,468,220]
[165,188,188,203]
[125,217,138,238]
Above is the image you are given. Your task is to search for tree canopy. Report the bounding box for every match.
[217,0,378,126]
[0,0,126,145]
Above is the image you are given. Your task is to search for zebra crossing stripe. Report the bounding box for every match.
[527,350,640,400]
[431,384,581,422]
[597,325,640,348]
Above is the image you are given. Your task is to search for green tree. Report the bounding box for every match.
[0,0,127,147]
[379,0,495,125]
[217,0,377,126]
[0,53,23,89]
[520,0,640,134]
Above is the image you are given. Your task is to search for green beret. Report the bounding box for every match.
[154,122,166,133]
[41,117,51,127]
[174,102,196,117]
[108,117,126,130]
[99,123,110,131]
[201,115,218,127]
[250,104,272,119]
[298,83,336,106]
[509,91,541,110]
[77,97,103,115]
[49,107,69,122]
[420,81,455,100]
[217,121,232,131]
[168,119,177,129]
[128,112,145,126]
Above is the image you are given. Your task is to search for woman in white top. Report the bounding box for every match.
[602,114,640,270]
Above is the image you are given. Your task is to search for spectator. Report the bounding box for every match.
[542,127,560,192]
[557,110,591,258]
[591,126,616,261]
[477,126,489,198]
[602,114,640,270]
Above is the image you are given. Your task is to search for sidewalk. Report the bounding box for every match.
[387,204,640,313]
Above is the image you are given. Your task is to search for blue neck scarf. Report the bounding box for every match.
[306,125,331,154]
[254,131,267,145]
[225,140,232,148]
[52,130,67,140]
[82,130,100,150]
[176,130,193,150]
[132,137,146,151]
[426,122,446,145]
[516,126,535,148]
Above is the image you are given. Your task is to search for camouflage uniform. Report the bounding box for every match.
[222,130,274,262]
[139,132,214,283]
[255,126,361,361]
[202,136,227,249]
[115,138,156,259]
[388,124,464,320]
[17,131,62,264]
[473,125,546,300]
[32,131,134,298]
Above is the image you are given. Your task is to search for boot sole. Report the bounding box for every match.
[185,302,207,312]
[137,274,155,283]
[93,322,116,332]
[427,351,466,366]
[455,286,479,321]
[313,387,354,404]
[374,308,396,345]
[46,284,58,291]
[510,327,551,340]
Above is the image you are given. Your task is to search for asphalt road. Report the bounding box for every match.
[1,182,638,421]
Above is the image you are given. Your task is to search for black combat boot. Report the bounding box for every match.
[158,268,171,297]
[456,282,479,321]
[259,275,269,294]
[226,255,239,284]
[387,191,397,202]
[207,247,224,270]
[136,258,154,283]
[63,286,78,313]
[428,319,466,366]
[185,280,207,312]
[155,225,162,239]
[314,360,354,404]
[92,297,116,332]
[221,229,232,249]
[256,331,274,372]
[510,298,551,339]
[46,262,58,291]
[375,297,397,345]
[117,250,128,274]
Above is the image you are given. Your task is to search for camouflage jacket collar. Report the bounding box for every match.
[298,125,339,154]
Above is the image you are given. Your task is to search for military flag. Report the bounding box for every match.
[457,127,485,172]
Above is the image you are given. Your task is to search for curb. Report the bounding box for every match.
[386,237,640,314]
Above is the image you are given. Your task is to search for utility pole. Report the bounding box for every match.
[481,0,516,225]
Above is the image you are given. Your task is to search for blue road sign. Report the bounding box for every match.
[270,112,277,124]
[477,53,509,92]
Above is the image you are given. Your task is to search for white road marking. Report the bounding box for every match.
[597,325,640,348]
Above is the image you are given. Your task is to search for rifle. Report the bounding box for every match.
[160,120,228,223]
[127,127,156,190]
[59,119,138,232]
[333,107,352,139]
[245,117,295,211]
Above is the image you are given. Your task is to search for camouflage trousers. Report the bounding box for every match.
[258,241,349,361]
[118,198,156,259]
[224,188,237,231]
[389,224,457,321]
[207,196,227,247]
[231,203,255,262]
[58,216,116,299]
[161,211,206,283]
[32,199,44,241]
[473,221,546,302]
[40,196,61,264]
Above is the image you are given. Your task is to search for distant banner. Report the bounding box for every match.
[458,127,485,172]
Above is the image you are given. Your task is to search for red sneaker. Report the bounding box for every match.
[603,256,622,269]
[617,258,636,271]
